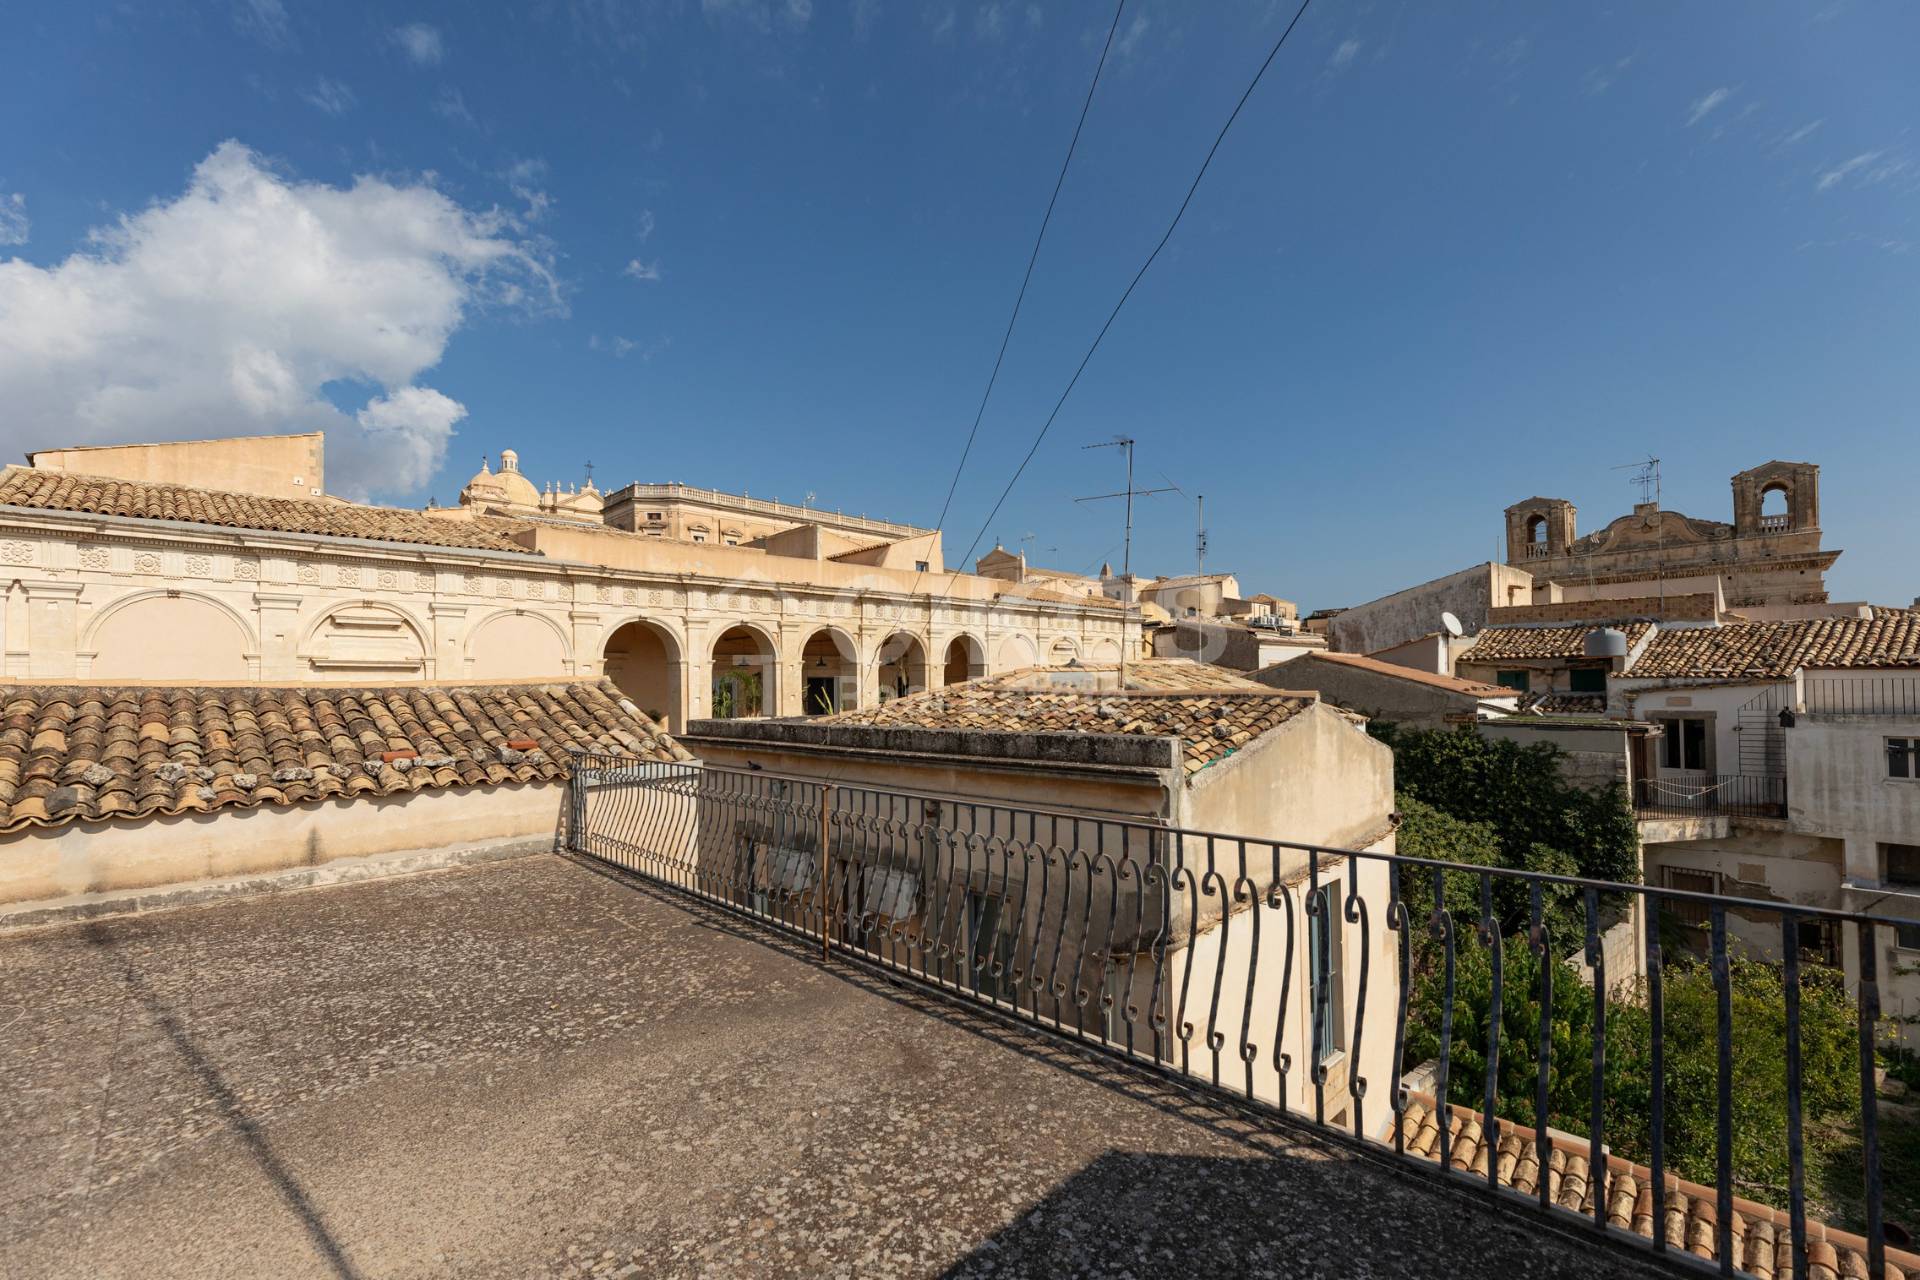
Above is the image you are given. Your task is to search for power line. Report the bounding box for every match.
[947,0,1316,581]
[915,0,1128,590]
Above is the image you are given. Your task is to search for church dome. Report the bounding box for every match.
[490,449,542,510]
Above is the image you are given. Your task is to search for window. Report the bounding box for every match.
[723,537,739,547]
[645,511,663,521]
[1308,883,1345,1064]
[914,560,929,573]
[1889,737,1919,780]
[1663,866,1717,929]
[691,532,707,544]
[1569,666,1607,694]
[1886,844,1920,887]
[1897,923,1920,952]
[1660,717,1709,771]
[1495,670,1528,693]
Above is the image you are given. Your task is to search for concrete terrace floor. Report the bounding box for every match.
[1,855,1657,1279]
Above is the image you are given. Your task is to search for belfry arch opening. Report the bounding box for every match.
[1760,483,1791,529]
[602,620,682,731]
[1525,513,1548,545]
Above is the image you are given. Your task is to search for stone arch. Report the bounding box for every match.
[603,617,685,730]
[1759,480,1792,527]
[85,590,255,680]
[1090,638,1122,665]
[876,631,928,701]
[799,626,859,715]
[298,601,430,679]
[466,608,572,679]
[996,633,1038,672]
[943,634,985,686]
[1047,637,1081,666]
[1524,513,1548,544]
[711,622,779,718]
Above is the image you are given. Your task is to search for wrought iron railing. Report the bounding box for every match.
[1804,676,1920,719]
[1633,773,1789,820]
[567,753,1910,1279]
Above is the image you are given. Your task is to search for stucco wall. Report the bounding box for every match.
[1257,657,1483,732]
[1180,703,1395,854]
[0,781,563,907]
[1325,563,1533,657]
[1790,715,1920,852]
[1475,721,1634,793]
[26,432,325,500]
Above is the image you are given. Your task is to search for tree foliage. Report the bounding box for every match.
[1406,941,1861,1205]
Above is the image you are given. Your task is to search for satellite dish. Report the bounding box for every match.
[1440,611,1464,637]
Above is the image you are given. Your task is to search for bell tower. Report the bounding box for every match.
[1732,461,1819,536]
[1504,497,1577,562]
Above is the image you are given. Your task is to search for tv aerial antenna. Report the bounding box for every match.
[1077,437,1176,685]
[1614,455,1661,507]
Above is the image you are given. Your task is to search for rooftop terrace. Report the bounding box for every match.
[3,854,1652,1279]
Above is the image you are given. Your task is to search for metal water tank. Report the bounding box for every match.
[1583,627,1629,659]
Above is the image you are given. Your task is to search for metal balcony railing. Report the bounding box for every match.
[1804,676,1920,719]
[568,753,1910,1280]
[1633,774,1789,820]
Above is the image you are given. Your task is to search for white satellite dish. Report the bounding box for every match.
[1440,611,1464,637]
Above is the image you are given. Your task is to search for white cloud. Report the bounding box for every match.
[852,0,880,38]
[391,22,445,65]
[1817,151,1878,190]
[1777,119,1824,147]
[0,141,561,500]
[699,0,812,33]
[432,86,477,127]
[1115,14,1148,59]
[1816,150,1909,191]
[636,208,656,241]
[1582,54,1636,96]
[975,3,1004,41]
[1328,38,1360,71]
[1686,87,1732,127]
[233,0,291,47]
[302,77,357,116]
[623,258,662,282]
[0,193,27,247]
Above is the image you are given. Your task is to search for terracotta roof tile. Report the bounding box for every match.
[1287,651,1517,697]
[1630,616,1920,679]
[1463,621,1655,664]
[1394,1096,1914,1280]
[0,679,688,834]
[1515,692,1610,716]
[0,466,533,554]
[819,662,1310,774]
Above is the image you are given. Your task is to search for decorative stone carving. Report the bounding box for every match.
[496,577,514,597]
[298,562,320,585]
[377,569,399,591]
[133,551,163,576]
[79,545,109,571]
[648,589,663,606]
[464,573,483,595]
[234,559,259,581]
[0,540,31,566]
[185,554,213,577]
[336,563,363,588]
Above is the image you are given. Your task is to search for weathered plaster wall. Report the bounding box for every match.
[0,781,563,907]
[1325,563,1534,657]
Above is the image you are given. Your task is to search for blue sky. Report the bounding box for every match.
[2,1,1916,610]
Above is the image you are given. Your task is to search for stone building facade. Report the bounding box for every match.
[0,433,1134,733]
[1504,460,1838,608]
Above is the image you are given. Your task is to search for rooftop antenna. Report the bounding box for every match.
[1613,455,1664,607]
[1196,493,1207,577]
[1077,437,1176,686]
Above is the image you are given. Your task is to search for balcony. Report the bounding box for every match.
[1632,773,1788,821]
[1758,513,1793,534]
[1803,675,1920,719]
[1521,542,1554,560]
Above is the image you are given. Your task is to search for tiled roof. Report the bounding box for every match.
[1629,616,1920,679]
[0,466,534,554]
[1515,692,1609,716]
[1293,651,1517,698]
[1395,1097,1914,1280]
[0,680,688,834]
[820,663,1311,775]
[1462,621,1655,663]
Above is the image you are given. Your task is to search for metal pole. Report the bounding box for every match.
[819,783,833,962]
